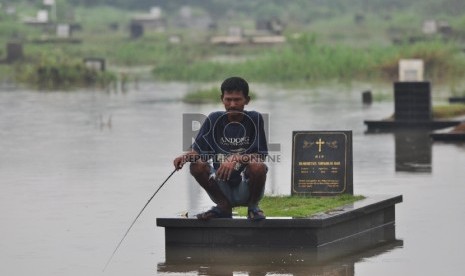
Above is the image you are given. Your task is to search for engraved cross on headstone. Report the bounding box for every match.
[316,138,325,152]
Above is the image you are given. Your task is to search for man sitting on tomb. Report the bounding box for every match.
[173,76,268,221]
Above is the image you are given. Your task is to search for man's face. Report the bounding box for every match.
[221,90,250,113]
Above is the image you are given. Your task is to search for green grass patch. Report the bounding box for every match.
[386,104,465,120]
[234,194,365,218]
[433,104,465,118]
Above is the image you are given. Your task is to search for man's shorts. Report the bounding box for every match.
[206,163,267,207]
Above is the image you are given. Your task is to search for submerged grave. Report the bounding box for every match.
[364,81,461,132]
[365,59,462,132]
[157,195,402,247]
[157,131,402,252]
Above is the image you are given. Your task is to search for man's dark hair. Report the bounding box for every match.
[220,76,249,97]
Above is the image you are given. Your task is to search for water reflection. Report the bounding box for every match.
[394,131,432,173]
[158,225,402,276]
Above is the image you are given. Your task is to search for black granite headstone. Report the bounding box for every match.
[291,131,353,196]
[394,81,431,121]
[6,42,23,63]
[130,23,144,39]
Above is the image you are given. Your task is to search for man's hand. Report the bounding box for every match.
[173,155,188,170]
[173,151,200,170]
[216,154,240,181]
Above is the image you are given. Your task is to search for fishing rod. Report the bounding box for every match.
[103,168,177,272]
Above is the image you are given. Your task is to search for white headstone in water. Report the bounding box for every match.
[37,10,48,22]
[399,59,424,82]
[150,7,161,18]
[56,24,70,38]
[422,20,437,34]
[180,6,192,19]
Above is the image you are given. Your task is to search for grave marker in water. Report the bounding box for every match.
[130,23,144,39]
[6,42,23,63]
[56,24,71,38]
[37,10,49,22]
[364,59,459,131]
[394,81,432,121]
[291,131,353,196]
[150,7,162,19]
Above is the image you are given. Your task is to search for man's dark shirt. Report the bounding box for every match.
[192,111,268,169]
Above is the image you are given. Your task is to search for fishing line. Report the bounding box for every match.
[103,168,177,272]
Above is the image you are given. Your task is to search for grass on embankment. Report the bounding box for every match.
[234,194,365,218]
[13,50,117,90]
[153,36,465,85]
[6,4,465,88]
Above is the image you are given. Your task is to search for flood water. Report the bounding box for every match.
[1,81,464,276]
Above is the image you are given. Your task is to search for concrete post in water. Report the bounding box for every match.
[362,90,372,104]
